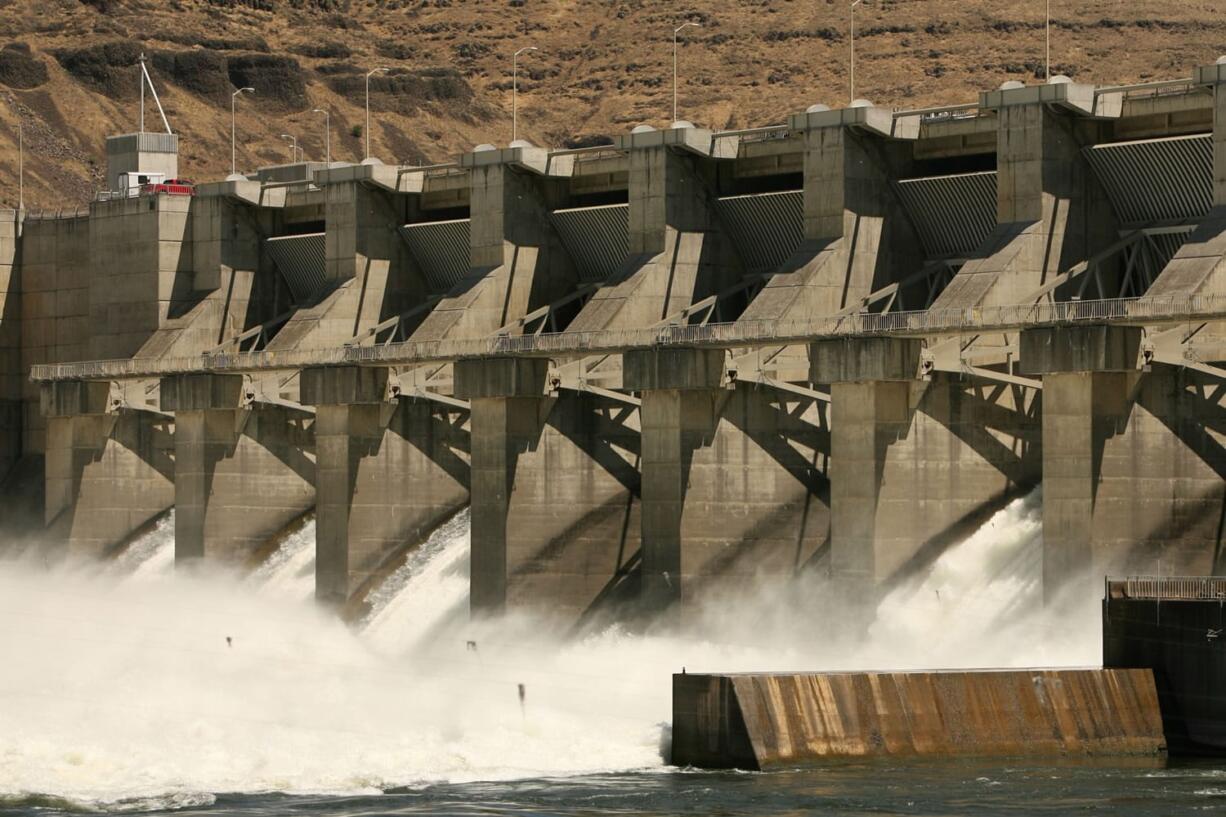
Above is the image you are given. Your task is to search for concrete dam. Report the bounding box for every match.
[6,64,1226,624]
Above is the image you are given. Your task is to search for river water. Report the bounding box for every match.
[2,492,1217,816]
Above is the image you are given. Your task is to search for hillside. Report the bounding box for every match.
[0,0,1224,210]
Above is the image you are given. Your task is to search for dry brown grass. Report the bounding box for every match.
[1,0,1224,209]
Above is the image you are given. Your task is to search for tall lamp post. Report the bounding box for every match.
[673,22,701,123]
[231,86,254,177]
[312,107,331,165]
[280,133,298,163]
[850,0,863,104]
[1045,0,1051,80]
[365,67,390,161]
[513,46,538,143]
[17,119,22,212]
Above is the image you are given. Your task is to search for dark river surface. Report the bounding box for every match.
[7,758,1226,816]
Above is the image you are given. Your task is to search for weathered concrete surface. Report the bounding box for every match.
[410,160,576,341]
[43,404,174,558]
[639,382,830,612]
[1038,366,1226,595]
[933,94,1118,309]
[820,371,1040,601]
[162,373,315,565]
[673,669,1165,769]
[738,116,921,323]
[306,366,469,609]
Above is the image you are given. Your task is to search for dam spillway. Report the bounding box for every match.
[3,65,1226,624]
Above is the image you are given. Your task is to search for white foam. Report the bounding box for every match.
[249,516,316,603]
[0,488,1099,809]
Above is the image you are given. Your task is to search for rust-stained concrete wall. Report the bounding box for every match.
[673,669,1165,769]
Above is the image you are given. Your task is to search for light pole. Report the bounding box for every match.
[513,46,538,143]
[280,133,298,163]
[365,67,390,161]
[231,86,254,177]
[312,107,330,165]
[850,0,863,104]
[673,21,701,123]
[1045,0,1051,80]
[17,119,22,211]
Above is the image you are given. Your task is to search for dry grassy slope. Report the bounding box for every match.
[0,0,1223,210]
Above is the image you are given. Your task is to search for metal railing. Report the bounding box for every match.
[27,293,1226,383]
[1095,79,1201,100]
[894,102,981,123]
[1116,576,1226,600]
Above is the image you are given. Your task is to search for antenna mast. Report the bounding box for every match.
[137,54,173,135]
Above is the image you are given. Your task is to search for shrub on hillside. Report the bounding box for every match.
[226,54,308,109]
[0,43,48,90]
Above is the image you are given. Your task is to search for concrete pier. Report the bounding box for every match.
[304,365,468,609]
[160,373,315,564]
[42,380,173,557]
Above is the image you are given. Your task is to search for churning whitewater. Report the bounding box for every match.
[0,490,1095,811]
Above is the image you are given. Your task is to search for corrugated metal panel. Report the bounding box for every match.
[549,203,629,283]
[265,232,326,303]
[893,171,997,258]
[715,190,804,273]
[1083,134,1212,226]
[399,218,471,293]
[105,132,178,155]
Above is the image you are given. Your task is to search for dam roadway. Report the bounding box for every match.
[7,64,1226,622]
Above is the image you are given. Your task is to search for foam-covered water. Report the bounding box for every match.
[109,511,176,583]
[0,489,1099,812]
[248,515,316,602]
[362,509,471,655]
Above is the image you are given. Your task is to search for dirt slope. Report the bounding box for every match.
[0,0,1223,209]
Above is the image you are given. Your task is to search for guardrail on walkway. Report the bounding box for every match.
[29,294,1226,383]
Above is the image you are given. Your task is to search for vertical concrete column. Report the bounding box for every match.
[454,357,550,616]
[161,373,315,565]
[305,365,470,612]
[627,142,714,256]
[1194,63,1226,207]
[1020,325,1142,598]
[934,84,1116,309]
[42,380,174,558]
[300,366,390,607]
[624,348,726,611]
[413,150,574,340]
[810,337,922,601]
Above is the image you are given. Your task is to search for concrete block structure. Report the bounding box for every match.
[11,62,1226,628]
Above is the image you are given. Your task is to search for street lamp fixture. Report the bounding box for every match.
[673,22,701,123]
[231,87,255,178]
[365,67,391,161]
[513,46,538,143]
[312,107,331,165]
[280,133,298,163]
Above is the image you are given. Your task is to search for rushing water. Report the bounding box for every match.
[0,492,1210,815]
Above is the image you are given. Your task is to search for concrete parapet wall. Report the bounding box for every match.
[810,337,923,383]
[1020,325,1142,374]
[454,357,548,399]
[673,668,1165,769]
[623,348,726,392]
